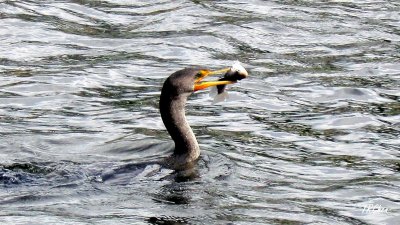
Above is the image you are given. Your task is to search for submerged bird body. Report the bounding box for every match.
[160,64,248,169]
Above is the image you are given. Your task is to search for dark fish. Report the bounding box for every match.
[217,62,248,94]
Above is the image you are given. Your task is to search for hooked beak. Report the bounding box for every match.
[193,68,233,91]
[193,64,249,91]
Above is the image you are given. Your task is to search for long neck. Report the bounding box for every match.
[159,91,200,160]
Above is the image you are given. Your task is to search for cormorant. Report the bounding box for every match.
[160,62,248,169]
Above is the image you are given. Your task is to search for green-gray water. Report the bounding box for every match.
[1,1,399,224]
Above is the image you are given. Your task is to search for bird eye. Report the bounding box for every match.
[195,72,202,79]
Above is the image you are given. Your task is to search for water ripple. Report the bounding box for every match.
[1,0,399,224]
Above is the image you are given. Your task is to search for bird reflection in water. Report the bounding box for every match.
[145,62,247,225]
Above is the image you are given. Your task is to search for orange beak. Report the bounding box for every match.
[193,68,235,91]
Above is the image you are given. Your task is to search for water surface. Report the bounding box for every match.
[1,1,399,224]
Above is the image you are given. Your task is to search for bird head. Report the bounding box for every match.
[162,63,248,97]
